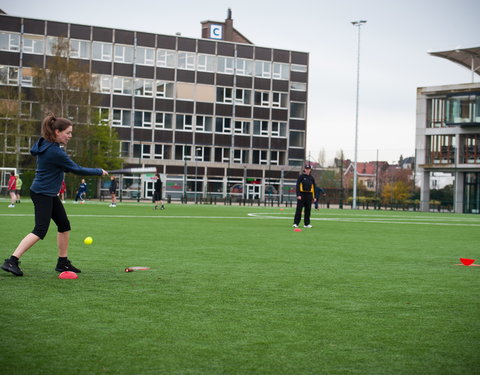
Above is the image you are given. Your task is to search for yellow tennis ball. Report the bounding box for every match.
[84,236,93,245]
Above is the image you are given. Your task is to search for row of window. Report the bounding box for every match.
[427,94,480,128]
[124,143,287,165]
[108,108,289,137]
[0,32,307,78]
[1,133,288,165]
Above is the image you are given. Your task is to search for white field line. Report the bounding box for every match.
[1,212,480,226]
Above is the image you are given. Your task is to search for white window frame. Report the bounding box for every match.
[113,76,133,95]
[253,150,268,165]
[155,112,173,129]
[217,87,233,104]
[154,144,165,159]
[217,56,234,74]
[236,58,253,76]
[197,54,216,72]
[22,34,44,55]
[120,141,130,157]
[177,52,196,70]
[70,39,90,60]
[136,46,155,66]
[0,32,20,52]
[255,61,271,78]
[196,115,213,132]
[272,62,289,80]
[290,81,307,91]
[0,65,19,85]
[112,109,132,127]
[215,117,232,134]
[114,44,134,63]
[21,67,34,87]
[233,120,251,135]
[270,151,280,165]
[291,64,307,73]
[156,81,174,98]
[289,130,305,148]
[271,122,287,137]
[176,114,193,130]
[234,120,250,135]
[272,92,288,108]
[92,41,112,61]
[95,107,110,126]
[134,78,154,97]
[176,145,192,161]
[253,120,269,136]
[134,110,153,128]
[215,147,231,163]
[157,49,176,68]
[46,36,60,56]
[235,89,251,105]
[290,102,306,119]
[254,91,270,107]
[233,149,249,164]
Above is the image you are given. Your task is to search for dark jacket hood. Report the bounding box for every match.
[31,137,56,156]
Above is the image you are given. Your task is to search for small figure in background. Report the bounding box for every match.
[109,176,117,207]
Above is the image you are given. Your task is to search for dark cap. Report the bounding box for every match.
[304,164,312,169]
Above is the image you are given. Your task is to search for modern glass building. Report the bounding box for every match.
[0,11,308,201]
[416,47,480,213]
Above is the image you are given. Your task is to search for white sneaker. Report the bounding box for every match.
[292,224,298,228]
[304,224,313,228]
[8,204,15,208]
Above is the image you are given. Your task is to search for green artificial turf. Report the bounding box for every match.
[1,201,479,374]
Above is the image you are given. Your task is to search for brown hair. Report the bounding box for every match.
[41,114,72,142]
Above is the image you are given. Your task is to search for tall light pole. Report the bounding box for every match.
[351,20,367,209]
[195,147,201,202]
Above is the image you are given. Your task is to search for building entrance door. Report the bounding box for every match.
[464,172,480,214]
[246,184,261,200]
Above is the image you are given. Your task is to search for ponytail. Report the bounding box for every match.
[41,113,72,142]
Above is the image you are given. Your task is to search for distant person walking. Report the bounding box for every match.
[15,174,23,203]
[1,114,108,277]
[314,185,326,210]
[109,176,117,207]
[7,171,16,208]
[292,165,317,228]
[75,178,87,203]
[153,173,165,210]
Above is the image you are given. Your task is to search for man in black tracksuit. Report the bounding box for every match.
[293,164,317,228]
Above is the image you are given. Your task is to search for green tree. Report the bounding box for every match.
[32,37,123,197]
[0,86,37,169]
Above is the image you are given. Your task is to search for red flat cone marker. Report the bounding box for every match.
[294,228,302,232]
[58,271,78,279]
[460,258,475,266]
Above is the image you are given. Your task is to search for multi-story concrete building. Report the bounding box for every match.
[0,10,309,201]
[416,47,480,213]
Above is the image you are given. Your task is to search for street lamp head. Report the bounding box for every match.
[351,20,367,26]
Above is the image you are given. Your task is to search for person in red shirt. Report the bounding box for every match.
[59,180,67,203]
[7,171,16,208]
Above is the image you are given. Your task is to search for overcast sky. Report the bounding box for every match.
[1,0,479,165]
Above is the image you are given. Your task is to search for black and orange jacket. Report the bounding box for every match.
[296,173,316,199]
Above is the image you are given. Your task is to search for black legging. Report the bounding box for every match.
[30,190,71,239]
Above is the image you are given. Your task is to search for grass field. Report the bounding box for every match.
[1,200,479,374]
